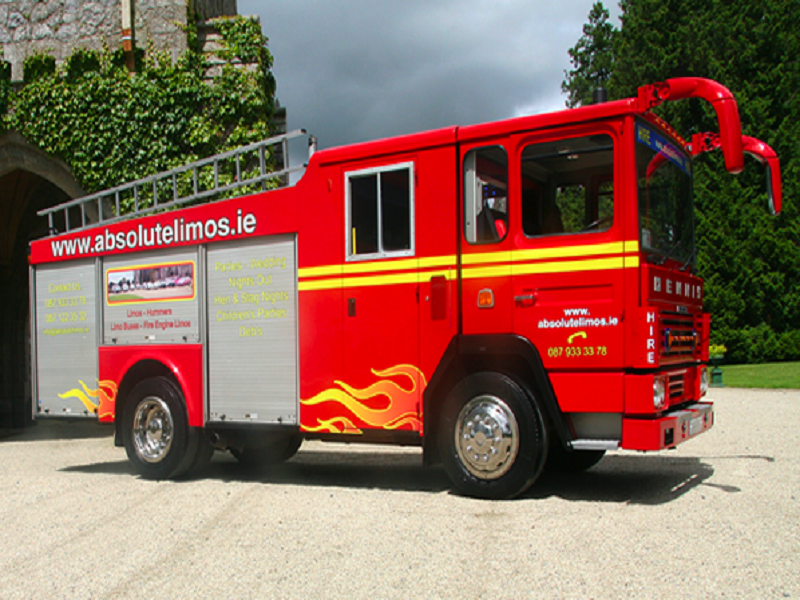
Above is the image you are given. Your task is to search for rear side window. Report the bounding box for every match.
[463,146,509,244]
[346,163,414,260]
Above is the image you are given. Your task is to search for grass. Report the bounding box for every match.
[715,361,800,389]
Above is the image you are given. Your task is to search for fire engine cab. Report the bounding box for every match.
[29,77,781,499]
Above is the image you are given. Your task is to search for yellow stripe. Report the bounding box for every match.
[624,254,640,267]
[461,251,513,265]
[512,241,625,262]
[511,256,626,276]
[299,268,457,291]
[460,264,513,279]
[623,240,640,253]
[298,278,341,291]
[460,240,636,265]
[298,264,341,278]
[342,257,416,275]
[418,255,457,269]
[298,255,456,278]
[299,241,638,276]
[463,256,638,279]
[298,240,640,290]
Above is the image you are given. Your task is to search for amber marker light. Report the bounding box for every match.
[477,288,495,308]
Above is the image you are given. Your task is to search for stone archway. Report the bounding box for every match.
[0,132,84,428]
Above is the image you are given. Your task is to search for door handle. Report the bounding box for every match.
[514,293,536,306]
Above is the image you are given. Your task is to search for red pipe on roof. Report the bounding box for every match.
[638,78,744,175]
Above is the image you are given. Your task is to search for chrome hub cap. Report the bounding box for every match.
[133,397,174,463]
[455,395,519,480]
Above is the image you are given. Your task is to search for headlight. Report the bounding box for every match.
[700,366,709,397]
[653,377,667,410]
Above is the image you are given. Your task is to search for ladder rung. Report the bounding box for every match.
[37,130,309,234]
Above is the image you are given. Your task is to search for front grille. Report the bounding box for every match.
[661,311,697,360]
[667,370,686,400]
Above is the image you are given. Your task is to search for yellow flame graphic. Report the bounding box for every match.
[301,364,426,434]
[303,417,362,434]
[58,380,117,419]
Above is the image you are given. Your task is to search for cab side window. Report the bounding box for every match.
[521,134,614,236]
[464,146,508,244]
[347,163,413,260]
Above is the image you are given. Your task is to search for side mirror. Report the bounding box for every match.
[765,163,777,216]
[743,136,781,216]
[692,133,782,216]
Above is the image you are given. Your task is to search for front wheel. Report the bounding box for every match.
[439,372,548,499]
[545,444,605,473]
[123,376,199,480]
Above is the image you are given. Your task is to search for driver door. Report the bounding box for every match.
[512,125,626,381]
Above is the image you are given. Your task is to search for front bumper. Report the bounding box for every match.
[622,402,714,450]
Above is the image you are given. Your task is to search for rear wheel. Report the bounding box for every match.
[439,372,548,499]
[231,432,302,466]
[183,431,215,478]
[123,376,199,480]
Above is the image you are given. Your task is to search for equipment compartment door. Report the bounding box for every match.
[34,259,100,418]
[206,235,298,424]
[103,248,200,345]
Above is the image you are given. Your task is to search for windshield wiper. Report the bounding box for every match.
[658,240,682,265]
[680,247,697,272]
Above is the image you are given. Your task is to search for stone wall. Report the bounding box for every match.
[0,0,237,80]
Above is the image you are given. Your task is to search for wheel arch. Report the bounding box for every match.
[422,334,572,465]
[113,359,178,447]
[102,345,204,446]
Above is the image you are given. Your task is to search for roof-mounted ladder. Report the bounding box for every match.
[38,129,316,235]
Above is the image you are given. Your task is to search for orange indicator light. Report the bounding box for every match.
[477,288,494,308]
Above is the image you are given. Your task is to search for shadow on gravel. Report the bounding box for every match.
[0,419,114,442]
[56,447,754,504]
[62,460,134,476]
[206,451,736,503]
[523,455,724,504]
[60,450,452,493]
[206,450,454,494]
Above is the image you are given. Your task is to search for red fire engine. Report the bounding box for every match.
[29,77,781,499]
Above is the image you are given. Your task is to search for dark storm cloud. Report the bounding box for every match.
[239,1,621,151]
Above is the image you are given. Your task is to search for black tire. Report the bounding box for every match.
[545,444,605,473]
[439,372,548,499]
[123,376,198,480]
[231,432,302,466]
[282,433,303,462]
[182,431,215,478]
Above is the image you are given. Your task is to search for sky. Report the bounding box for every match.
[238,0,622,155]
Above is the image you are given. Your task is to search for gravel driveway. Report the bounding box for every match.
[1,388,797,598]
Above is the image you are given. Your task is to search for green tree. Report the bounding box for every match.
[561,2,617,108]
[565,0,800,363]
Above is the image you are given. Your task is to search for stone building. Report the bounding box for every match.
[0,0,237,80]
[0,0,255,428]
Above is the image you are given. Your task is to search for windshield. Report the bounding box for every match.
[635,121,695,266]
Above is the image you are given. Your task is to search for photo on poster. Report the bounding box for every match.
[106,260,195,304]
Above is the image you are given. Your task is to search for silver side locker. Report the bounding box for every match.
[206,235,298,424]
[33,259,100,417]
